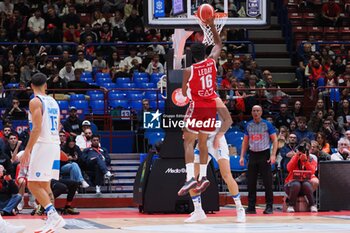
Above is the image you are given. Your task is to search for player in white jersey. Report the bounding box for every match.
[20,73,66,233]
[184,97,246,223]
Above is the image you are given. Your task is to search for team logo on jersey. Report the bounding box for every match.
[143,110,162,129]
[171,88,189,107]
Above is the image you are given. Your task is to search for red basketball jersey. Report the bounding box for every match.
[187,58,217,101]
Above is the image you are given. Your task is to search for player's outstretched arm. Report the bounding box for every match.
[205,17,222,61]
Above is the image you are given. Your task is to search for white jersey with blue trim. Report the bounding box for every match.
[28,94,60,144]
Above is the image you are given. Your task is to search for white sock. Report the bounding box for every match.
[186,163,194,181]
[192,195,203,212]
[199,164,207,179]
[232,193,243,208]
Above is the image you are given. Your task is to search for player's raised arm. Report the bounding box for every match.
[205,17,222,60]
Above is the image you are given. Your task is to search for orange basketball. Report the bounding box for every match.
[197,4,215,23]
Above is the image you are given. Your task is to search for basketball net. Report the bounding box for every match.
[195,12,228,46]
[172,29,193,70]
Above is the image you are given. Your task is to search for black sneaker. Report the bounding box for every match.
[245,207,257,214]
[263,205,273,214]
[178,177,197,196]
[62,207,80,215]
[194,177,210,193]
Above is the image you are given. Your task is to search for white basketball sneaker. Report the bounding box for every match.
[17,198,24,211]
[236,207,246,223]
[310,205,318,213]
[287,206,295,213]
[184,210,207,223]
[0,220,25,233]
[34,209,66,233]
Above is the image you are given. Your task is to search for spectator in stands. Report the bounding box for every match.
[345,130,350,141]
[3,133,23,178]
[295,116,315,143]
[308,59,324,86]
[129,59,145,76]
[339,73,350,98]
[265,83,289,112]
[14,0,29,17]
[109,10,126,32]
[331,138,350,160]
[74,50,92,72]
[284,141,318,213]
[59,130,67,147]
[76,128,93,151]
[307,110,324,133]
[63,106,83,137]
[232,59,244,81]
[80,24,98,44]
[59,60,75,82]
[296,43,313,89]
[280,133,298,173]
[62,5,80,31]
[92,53,107,71]
[289,120,297,133]
[81,134,113,195]
[332,56,346,77]
[315,132,331,154]
[320,0,342,26]
[310,140,331,163]
[2,97,27,121]
[26,8,45,40]
[122,47,142,71]
[15,81,30,108]
[148,37,165,58]
[107,51,121,71]
[45,6,62,30]
[275,103,294,129]
[57,51,71,70]
[320,118,340,147]
[92,10,106,28]
[290,100,304,121]
[102,0,125,13]
[0,144,12,180]
[51,179,80,215]
[145,54,164,75]
[100,22,113,45]
[0,0,14,16]
[60,136,89,188]
[337,99,350,133]
[221,53,234,75]
[0,165,21,216]
[3,63,19,85]
[20,56,38,86]
[63,24,80,44]
[44,24,63,54]
[47,69,67,90]
[250,61,263,81]
[0,126,12,144]
[125,7,143,33]
[312,99,326,117]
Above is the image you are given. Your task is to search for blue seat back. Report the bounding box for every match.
[108,90,126,99]
[137,82,157,89]
[96,72,111,80]
[130,100,143,111]
[90,100,105,114]
[145,131,165,146]
[70,94,85,101]
[229,155,247,172]
[70,100,89,114]
[89,93,104,100]
[101,82,117,89]
[225,131,245,155]
[116,77,131,84]
[134,77,149,84]
[109,99,129,109]
[134,72,149,79]
[150,73,164,84]
[128,93,143,100]
[81,71,92,79]
[57,100,69,111]
[144,92,158,100]
[120,82,136,89]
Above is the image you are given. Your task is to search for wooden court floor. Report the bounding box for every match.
[7,207,350,233]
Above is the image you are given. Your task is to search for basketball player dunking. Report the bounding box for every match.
[20,73,66,232]
[178,17,222,196]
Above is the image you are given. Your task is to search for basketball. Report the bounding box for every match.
[197,4,215,23]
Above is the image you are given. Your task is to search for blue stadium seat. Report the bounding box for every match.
[133,77,149,84]
[150,73,164,84]
[136,82,156,89]
[108,90,126,99]
[149,100,165,110]
[57,100,69,111]
[225,131,245,155]
[86,90,103,96]
[127,93,143,100]
[101,82,117,89]
[116,77,131,85]
[96,77,111,85]
[70,100,89,114]
[5,83,19,89]
[330,88,340,103]
[144,92,158,100]
[80,77,94,83]
[130,100,143,111]
[89,93,104,100]
[120,82,136,89]
[69,94,85,101]
[134,72,149,79]
[81,71,92,79]
[144,130,165,146]
[230,155,247,172]
[109,99,129,109]
[96,72,111,80]
[90,100,105,114]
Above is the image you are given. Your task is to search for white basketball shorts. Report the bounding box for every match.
[194,134,229,164]
[28,142,60,182]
